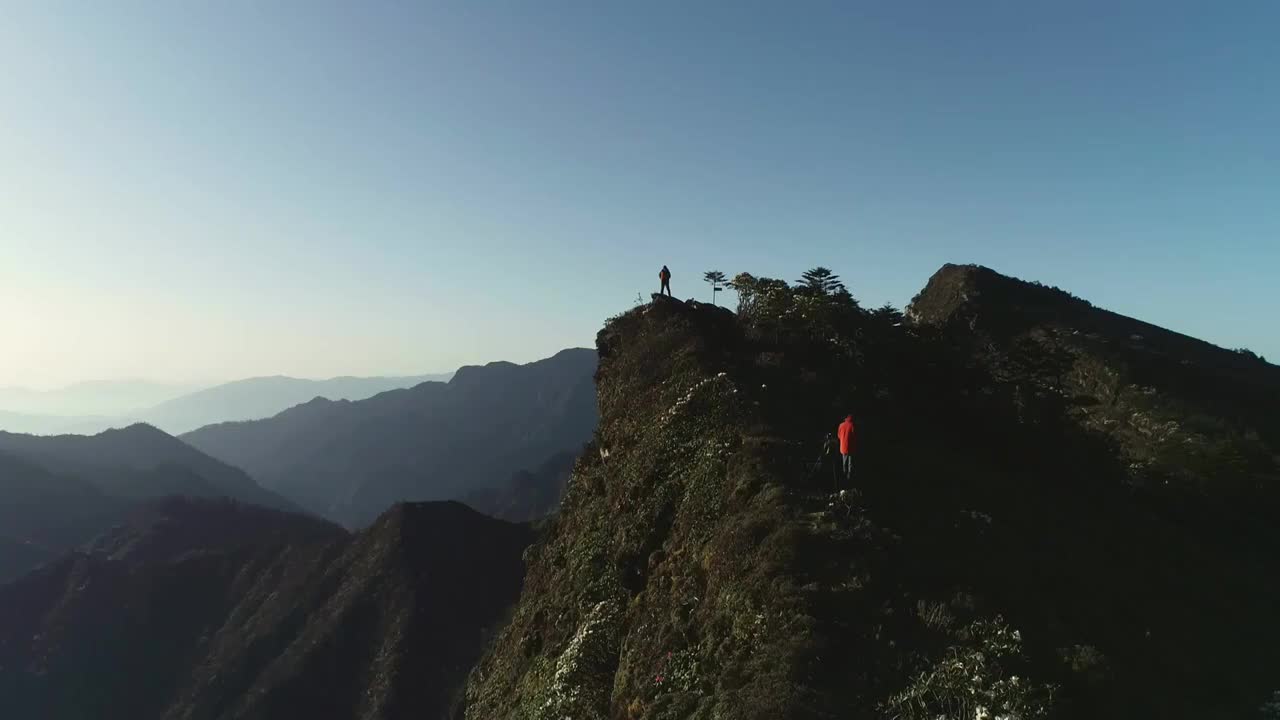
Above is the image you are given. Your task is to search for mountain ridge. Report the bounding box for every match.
[909,262,1280,495]
[462,269,1280,719]
[0,424,300,582]
[908,263,1275,369]
[0,423,296,511]
[0,498,533,720]
[136,372,454,434]
[182,349,598,527]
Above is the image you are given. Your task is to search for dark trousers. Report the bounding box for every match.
[842,453,853,480]
[660,279,672,296]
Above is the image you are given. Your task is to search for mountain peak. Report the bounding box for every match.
[450,349,597,387]
[366,501,526,556]
[0,418,302,545]
[97,422,169,440]
[906,262,1089,328]
[449,361,520,385]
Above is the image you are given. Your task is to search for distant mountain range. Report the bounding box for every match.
[183,349,598,528]
[0,424,296,582]
[0,424,296,509]
[0,352,589,582]
[0,497,532,720]
[135,373,454,434]
[0,380,192,416]
[0,373,453,435]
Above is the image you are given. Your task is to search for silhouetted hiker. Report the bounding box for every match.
[837,414,856,484]
[821,432,839,488]
[659,265,673,297]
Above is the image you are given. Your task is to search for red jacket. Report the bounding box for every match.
[837,416,856,455]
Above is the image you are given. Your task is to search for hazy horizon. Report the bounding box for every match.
[0,367,464,431]
[0,370,458,395]
[3,3,1277,389]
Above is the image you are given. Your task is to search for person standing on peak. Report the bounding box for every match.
[659,265,673,297]
[837,414,856,484]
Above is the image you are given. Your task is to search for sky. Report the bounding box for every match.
[1,1,1277,388]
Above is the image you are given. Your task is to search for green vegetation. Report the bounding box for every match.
[884,615,1056,720]
[796,266,848,298]
[464,266,1280,719]
[1235,347,1268,363]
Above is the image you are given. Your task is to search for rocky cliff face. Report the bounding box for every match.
[463,275,1280,719]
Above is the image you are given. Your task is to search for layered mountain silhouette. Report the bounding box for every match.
[462,268,1280,719]
[0,374,452,436]
[137,373,453,435]
[0,425,296,582]
[0,424,294,509]
[0,498,532,720]
[183,349,598,528]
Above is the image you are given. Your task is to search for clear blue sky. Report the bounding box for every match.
[1,2,1276,387]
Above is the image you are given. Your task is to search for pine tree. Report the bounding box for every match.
[871,303,903,325]
[797,267,846,296]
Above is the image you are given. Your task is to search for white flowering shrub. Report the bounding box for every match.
[1261,690,1280,719]
[652,648,702,693]
[882,617,1056,720]
[536,600,622,720]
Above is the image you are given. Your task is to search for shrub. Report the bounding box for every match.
[1262,690,1280,719]
[883,617,1056,720]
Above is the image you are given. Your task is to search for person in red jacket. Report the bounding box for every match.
[659,265,672,297]
[837,414,856,483]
